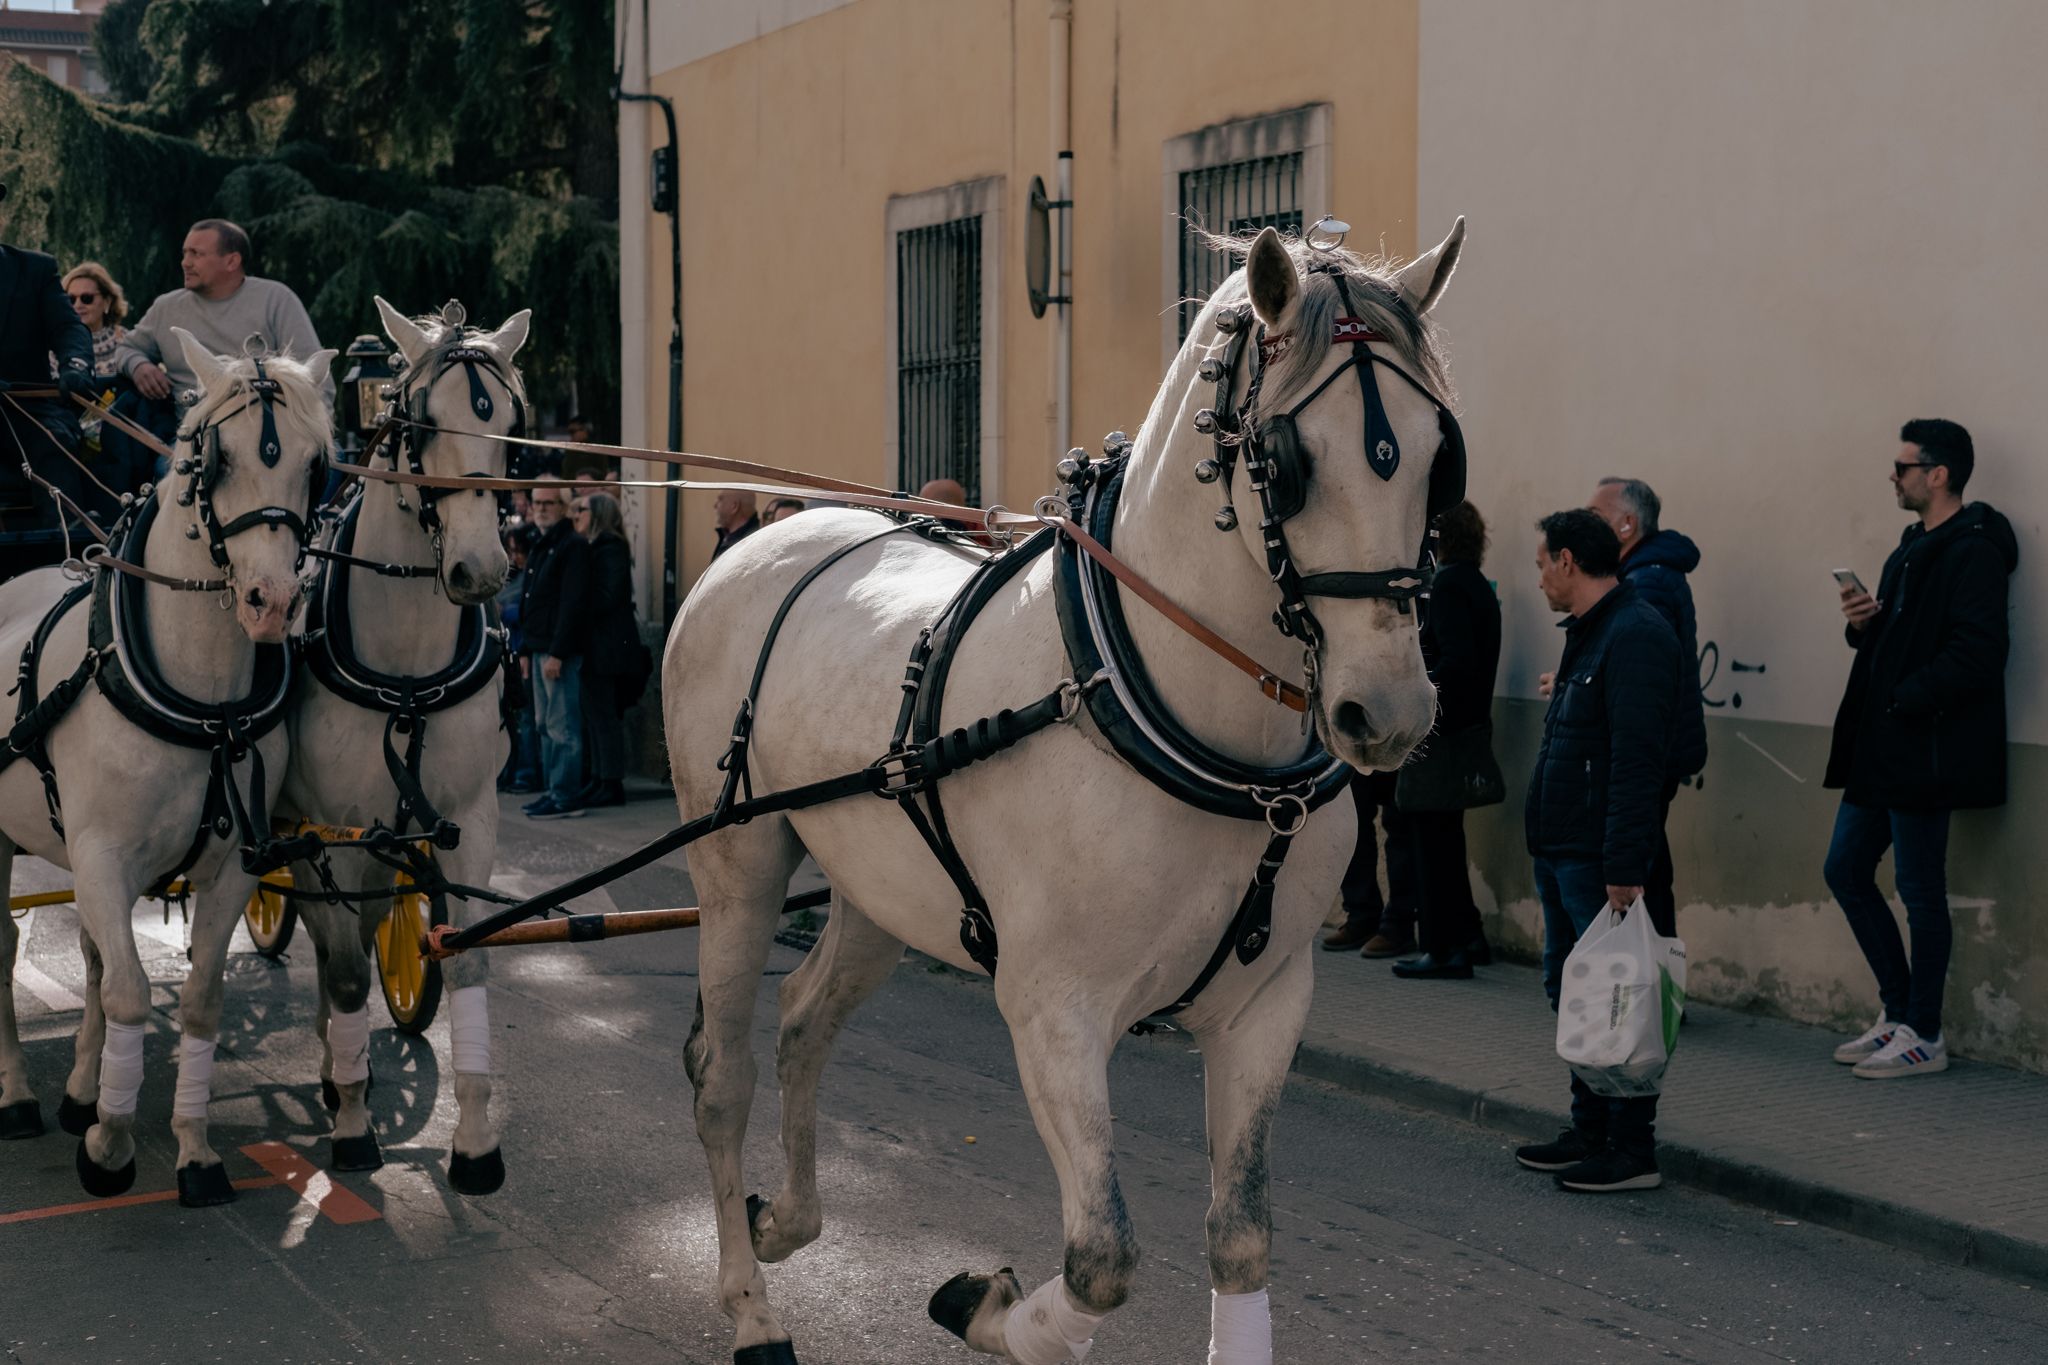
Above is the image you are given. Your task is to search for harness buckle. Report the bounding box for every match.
[873,748,925,796]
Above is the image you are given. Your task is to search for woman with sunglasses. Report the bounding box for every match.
[60,262,130,379]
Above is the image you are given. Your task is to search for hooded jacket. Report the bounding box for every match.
[1825,503,2018,810]
[1618,528,1708,781]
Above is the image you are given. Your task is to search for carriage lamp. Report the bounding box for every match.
[340,335,397,449]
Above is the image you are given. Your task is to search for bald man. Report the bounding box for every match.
[919,477,968,505]
[712,490,760,559]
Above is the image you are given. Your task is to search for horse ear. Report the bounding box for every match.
[306,348,340,402]
[171,327,232,397]
[484,308,532,360]
[1245,227,1301,332]
[375,295,433,366]
[1391,217,1465,315]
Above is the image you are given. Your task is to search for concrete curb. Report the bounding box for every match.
[1290,1040,2048,1288]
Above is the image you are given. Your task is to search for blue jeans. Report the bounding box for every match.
[1822,800,1953,1039]
[531,654,585,804]
[1534,853,1659,1156]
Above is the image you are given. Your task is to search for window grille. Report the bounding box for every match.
[896,215,983,504]
[1177,152,1304,341]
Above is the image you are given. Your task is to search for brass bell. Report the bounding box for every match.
[174,458,194,476]
[1101,430,1131,457]
[1192,409,1218,435]
[1213,505,1239,532]
[1216,311,1242,334]
[176,489,194,506]
[1067,446,1090,465]
[1194,458,1222,484]
[1198,357,1224,383]
[185,524,202,540]
[1055,457,1084,484]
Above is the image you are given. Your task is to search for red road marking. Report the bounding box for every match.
[0,1177,285,1225]
[0,1143,384,1226]
[240,1141,382,1224]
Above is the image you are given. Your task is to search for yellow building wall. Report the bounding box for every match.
[637,0,1420,589]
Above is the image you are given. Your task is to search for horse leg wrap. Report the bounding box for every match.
[173,1035,216,1120]
[328,1007,371,1085]
[449,986,490,1075]
[97,1021,146,1118]
[1207,1288,1272,1365]
[1004,1275,1106,1365]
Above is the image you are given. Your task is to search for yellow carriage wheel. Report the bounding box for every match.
[244,868,298,959]
[373,867,446,1035]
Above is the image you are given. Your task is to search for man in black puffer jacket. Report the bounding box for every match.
[1515,509,1682,1195]
[1589,478,1707,937]
[1822,420,2016,1081]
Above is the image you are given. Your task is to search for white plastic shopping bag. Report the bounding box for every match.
[1554,896,1687,1097]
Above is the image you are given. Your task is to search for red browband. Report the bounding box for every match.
[1259,316,1389,364]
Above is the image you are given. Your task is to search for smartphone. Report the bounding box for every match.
[1832,569,1867,596]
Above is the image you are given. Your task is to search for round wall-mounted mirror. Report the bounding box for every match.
[1026,175,1052,319]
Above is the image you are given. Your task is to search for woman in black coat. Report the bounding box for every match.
[1392,500,1505,980]
[572,492,641,808]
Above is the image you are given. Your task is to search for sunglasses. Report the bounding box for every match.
[1893,461,1939,478]
[68,290,100,305]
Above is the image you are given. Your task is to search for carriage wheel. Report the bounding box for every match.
[244,869,297,959]
[373,868,446,1035]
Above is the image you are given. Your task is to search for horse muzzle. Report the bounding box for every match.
[236,579,298,643]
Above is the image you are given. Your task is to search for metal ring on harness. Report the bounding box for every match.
[1255,790,1310,836]
[1032,494,1067,525]
[981,504,1017,548]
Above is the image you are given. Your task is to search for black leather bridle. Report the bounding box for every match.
[387,338,526,537]
[173,356,326,576]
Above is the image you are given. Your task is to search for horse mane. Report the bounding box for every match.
[178,349,336,458]
[404,312,531,407]
[1186,229,1457,416]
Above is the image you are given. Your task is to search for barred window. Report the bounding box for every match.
[1177,153,1304,342]
[896,215,983,504]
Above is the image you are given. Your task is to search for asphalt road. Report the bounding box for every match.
[2,798,2043,1364]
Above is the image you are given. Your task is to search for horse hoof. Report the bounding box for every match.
[447,1146,505,1196]
[320,1067,374,1114]
[176,1161,237,1207]
[57,1094,96,1137]
[75,1138,137,1198]
[927,1266,1022,1343]
[0,1099,44,1140]
[331,1131,384,1172]
[732,1343,800,1365]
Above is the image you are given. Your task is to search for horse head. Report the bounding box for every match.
[374,296,528,606]
[1205,221,1467,771]
[171,328,336,644]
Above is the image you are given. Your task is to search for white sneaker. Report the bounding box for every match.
[1832,1014,1896,1065]
[1852,1023,1948,1079]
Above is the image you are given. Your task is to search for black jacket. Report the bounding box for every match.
[1524,583,1682,884]
[0,245,92,506]
[520,520,591,660]
[1619,528,1708,780]
[1421,560,1501,733]
[583,534,642,675]
[713,516,761,559]
[1824,503,2017,810]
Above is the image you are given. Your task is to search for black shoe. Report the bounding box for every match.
[1466,936,1493,966]
[1391,951,1473,980]
[525,795,588,820]
[1515,1128,1601,1172]
[1555,1147,1662,1193]
[584,779,627,808]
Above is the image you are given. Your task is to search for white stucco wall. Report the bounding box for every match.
[1419,0,2045,744]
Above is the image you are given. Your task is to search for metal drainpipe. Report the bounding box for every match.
[1051,0,1073,468]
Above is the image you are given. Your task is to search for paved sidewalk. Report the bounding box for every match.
[1296,949,2048,1285]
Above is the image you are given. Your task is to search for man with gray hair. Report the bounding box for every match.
[115,218,333,418]
[1587,477,1707,937]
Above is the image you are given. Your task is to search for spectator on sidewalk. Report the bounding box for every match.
[519,486,592,819]
[496,523,542,795]
[1320,773,1422,957]
[764,497,807,525]
[712,490,761,559]
[1515,508,1681,1194]
[1823,420,2016,1079]
[572,492,637,810]
[113,219,333,422]
[1391,501,1503,980]
[1588,477,1708,937]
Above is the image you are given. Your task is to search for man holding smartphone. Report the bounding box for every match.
[1823,420,2017,1078]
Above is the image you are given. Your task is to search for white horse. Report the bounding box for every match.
[0,333,334,1204]
[663,223,1465,1363]
[279,298,523,1191]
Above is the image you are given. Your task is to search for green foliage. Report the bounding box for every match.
[0,54,619,431]
[91,0,158,105]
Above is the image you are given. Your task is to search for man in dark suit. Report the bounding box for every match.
[0,183,96,562]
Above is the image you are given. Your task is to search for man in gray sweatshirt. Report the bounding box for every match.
[114,219,334,416]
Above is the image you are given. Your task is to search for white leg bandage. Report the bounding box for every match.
[1208,1289,1272,1365]
[449,986,491,1075]
[1004,1275,1106,1365]
[99,1020,147,1117]
[173,1034,216,1120]
[328,1007,371,1085]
